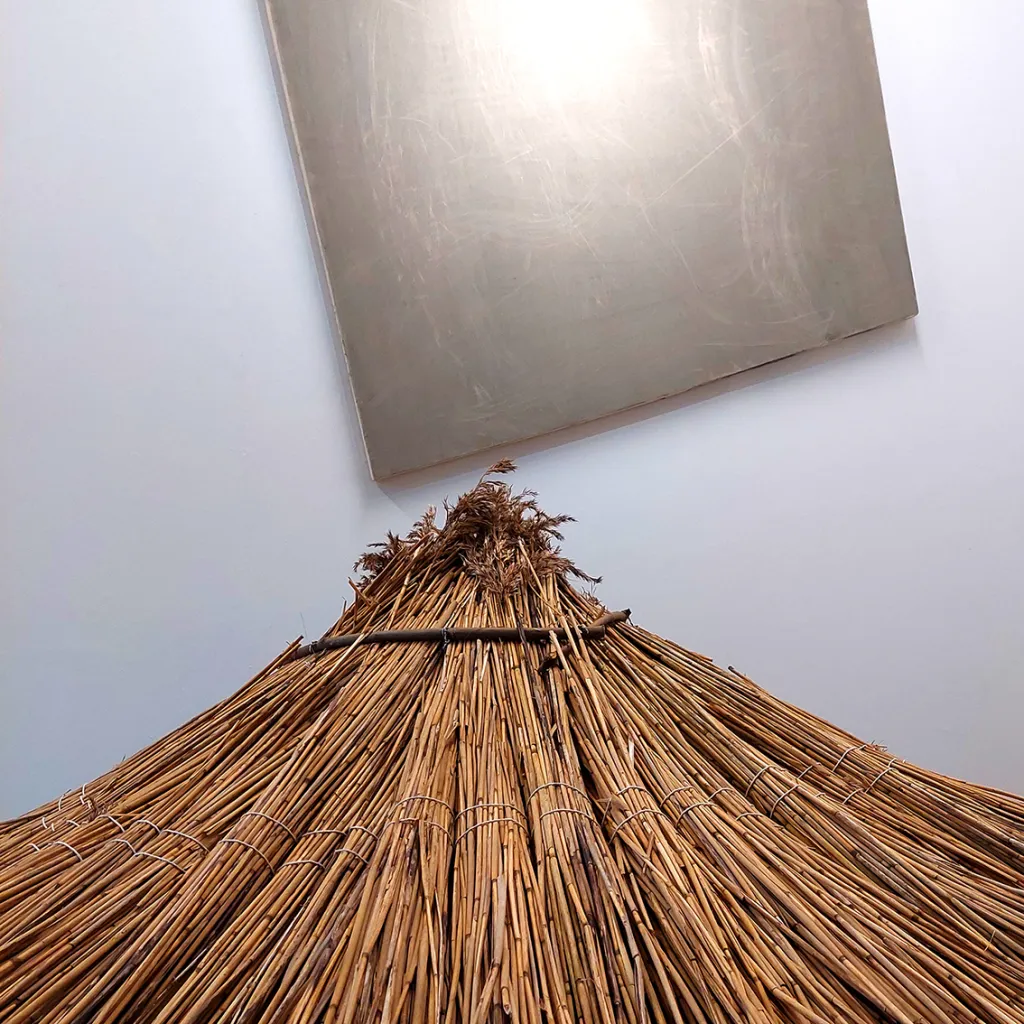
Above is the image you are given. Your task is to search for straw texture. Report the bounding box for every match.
[4,463,1024,1024]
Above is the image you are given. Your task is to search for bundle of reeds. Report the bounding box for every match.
[4,463,1024,1024]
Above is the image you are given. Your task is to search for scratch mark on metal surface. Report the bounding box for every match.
[400,116,459,156]
[643,71,809,212]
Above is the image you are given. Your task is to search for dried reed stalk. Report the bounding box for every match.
[3,462,1024,1024]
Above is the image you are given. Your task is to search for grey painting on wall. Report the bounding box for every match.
[264,0,916,478]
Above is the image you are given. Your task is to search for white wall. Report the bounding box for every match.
[3,0,1023,818]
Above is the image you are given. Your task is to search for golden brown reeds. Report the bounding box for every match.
[3,462,1024,1023]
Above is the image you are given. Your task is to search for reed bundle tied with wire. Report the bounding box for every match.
[4,462,1024,1024]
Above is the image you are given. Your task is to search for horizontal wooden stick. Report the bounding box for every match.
[289,609,631,660]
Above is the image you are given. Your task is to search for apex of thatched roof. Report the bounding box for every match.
[356,460,598,595]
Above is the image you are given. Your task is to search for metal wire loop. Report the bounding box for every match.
[243,811,298,841]
[220,838,275,874]
[609,807,666,842]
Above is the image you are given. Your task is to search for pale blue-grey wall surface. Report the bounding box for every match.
[2,0,1023,816]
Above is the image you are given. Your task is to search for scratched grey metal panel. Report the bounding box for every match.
[264,0,916,478]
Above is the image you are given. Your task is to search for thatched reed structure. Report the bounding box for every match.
[4,464,1024,1024]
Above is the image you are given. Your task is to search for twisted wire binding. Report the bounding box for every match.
[381,817,451,838]
[744,765,774,798]
[539,806,596,824]
[47,840,83,862]
[769,784,801,819]
[455,802,527,821]
[243,811,298,842]
[659,785,696,807]
[528,781,590,802]
[164,829,209,853]
[394,795,453,814]
[831,744,868,773]
[609,807,667,842]
[220,838,275,874]
[675,801,714,822]
[137,850,185,873]
[455,817,529,845]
